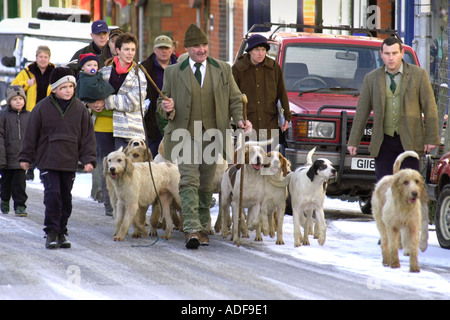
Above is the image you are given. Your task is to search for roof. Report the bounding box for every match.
[0,16,92,41]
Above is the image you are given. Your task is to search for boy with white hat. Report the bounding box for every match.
[19,67,97,249]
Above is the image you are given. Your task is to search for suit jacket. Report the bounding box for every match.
[157,57,244,162]
[348,61,440,157]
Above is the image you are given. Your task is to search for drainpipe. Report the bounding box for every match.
[413,0,431,75]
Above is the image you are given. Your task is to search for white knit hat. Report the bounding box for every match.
[50,67,77,90]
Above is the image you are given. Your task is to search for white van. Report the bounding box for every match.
[0,7,92,100]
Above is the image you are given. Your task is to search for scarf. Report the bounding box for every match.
[113,56,132,74]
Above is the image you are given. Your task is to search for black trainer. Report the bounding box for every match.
[58,233,71,249]
[45,231,59,249]
[1,201,9,214]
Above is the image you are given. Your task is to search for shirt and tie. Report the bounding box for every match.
[190,59,206,86]
[384,64,403,136]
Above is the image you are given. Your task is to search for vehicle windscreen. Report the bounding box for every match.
[283,44,416,94]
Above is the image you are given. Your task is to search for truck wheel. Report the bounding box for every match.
[435,185,450,249]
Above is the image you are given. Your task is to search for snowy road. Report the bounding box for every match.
[1,172,449,301]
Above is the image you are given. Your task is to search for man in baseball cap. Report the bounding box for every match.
[91,19,109,34]
[68,20,110,75]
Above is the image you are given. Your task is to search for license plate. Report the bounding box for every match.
[351,157,375,171]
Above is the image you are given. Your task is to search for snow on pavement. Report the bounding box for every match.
[25,171,450,298]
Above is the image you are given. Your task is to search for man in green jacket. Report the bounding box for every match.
[347,36,440,213]
[157,24,252,249]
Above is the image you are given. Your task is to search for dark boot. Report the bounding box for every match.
[1,200,9,214]
[58,233,71,249]
[14,206,27,217]
[45,230,58,249]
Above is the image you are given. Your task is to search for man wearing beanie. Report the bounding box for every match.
[157,23,252,249]
[0,85,30,216]
[232,34,291,145]
[19,67,97,249]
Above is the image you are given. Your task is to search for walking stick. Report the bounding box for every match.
[137,64,175,120]
[238,94,248,240]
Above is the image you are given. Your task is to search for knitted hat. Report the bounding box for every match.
[79,53,99,68]
[246,34,270,52]
[50,67,77,90]
[6,85,26,104]
[184,23,208,47]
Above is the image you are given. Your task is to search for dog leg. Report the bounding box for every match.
[419,201,429,252]
[302,210,313,245]
[315,208,326,246]
[114,200,125,238]
[149,202,161,237]
[269,212,276,238]
[255,220,263,242]
[276,208,285,245]
[406,223,421,272]
[293,208,302,247]
[214,192,223,233]
[240,209,249,238]
[160,192,174,240]
[115,203,138,241]
[372,201,390,267]
[221,200,230,238]
[132,206,148,238]
[231,203,241,246]
[378,222,390,267]
[261,211,270,237]
[386,226,401,269]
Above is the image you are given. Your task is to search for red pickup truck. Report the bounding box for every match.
[236,23,421,209]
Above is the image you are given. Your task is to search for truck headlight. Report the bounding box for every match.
[294,120,335,139]
[310,121,335,139]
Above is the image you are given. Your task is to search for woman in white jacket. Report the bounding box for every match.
[86,32,147,216]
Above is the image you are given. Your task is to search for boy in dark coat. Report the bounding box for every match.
[0,85,30,216]
[19,67,97,249]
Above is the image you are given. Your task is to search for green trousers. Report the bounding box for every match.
[179,187,213,234]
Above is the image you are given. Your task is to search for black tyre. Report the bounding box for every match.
[435,185,450,249]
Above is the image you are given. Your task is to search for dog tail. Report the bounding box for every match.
[306,147,317,166]
[393,151,420,174]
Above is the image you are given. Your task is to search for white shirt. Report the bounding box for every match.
[189,58,206,87]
